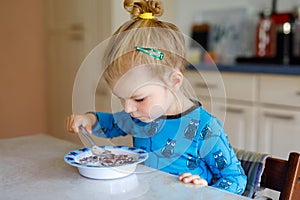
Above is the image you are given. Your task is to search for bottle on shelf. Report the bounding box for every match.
[189,16,211,65]
[255,8,277,58]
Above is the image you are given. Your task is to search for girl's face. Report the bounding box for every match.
[110,66,182,123]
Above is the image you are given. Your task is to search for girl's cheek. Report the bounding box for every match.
[149,105,165,118]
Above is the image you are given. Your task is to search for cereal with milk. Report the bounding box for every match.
[79,153,137,166]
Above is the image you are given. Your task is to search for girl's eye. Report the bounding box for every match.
[135,98,145,102]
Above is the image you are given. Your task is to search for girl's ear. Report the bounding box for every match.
[168,71,183,91]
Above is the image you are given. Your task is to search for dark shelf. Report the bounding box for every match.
[187,64,300,76]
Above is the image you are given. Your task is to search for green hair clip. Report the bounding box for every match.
[134,46,164,61]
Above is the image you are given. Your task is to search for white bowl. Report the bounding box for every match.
[64,146,148,179]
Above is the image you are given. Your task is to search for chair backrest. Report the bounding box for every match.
[234,148,270,198]
[260,152,300,200]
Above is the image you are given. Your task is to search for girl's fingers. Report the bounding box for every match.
[66,114,93,134]
[66,115,73,132]
[85,124,92,134]
[178,172,192,181]
[66,114,79,133]
[181,174,201,183]
[179,173,208,186]
[192,178,208,186]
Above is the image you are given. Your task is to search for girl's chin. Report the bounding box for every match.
[134,117,156,123]
[137,118,153,123]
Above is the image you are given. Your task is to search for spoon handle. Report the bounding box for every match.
[78,125,97,146]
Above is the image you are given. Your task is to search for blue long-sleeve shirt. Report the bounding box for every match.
[92,102,246,194]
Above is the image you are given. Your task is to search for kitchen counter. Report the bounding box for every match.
[187,64,300,75]
[0,134,251,200]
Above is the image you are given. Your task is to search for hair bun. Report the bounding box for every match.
[124,0,163,19]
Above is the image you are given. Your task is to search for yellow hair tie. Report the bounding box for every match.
[139,12,154,19]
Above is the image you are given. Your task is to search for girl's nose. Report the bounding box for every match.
[124,100,136,113]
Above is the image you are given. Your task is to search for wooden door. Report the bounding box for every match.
[259,107,300,159]
[44,0,111,142]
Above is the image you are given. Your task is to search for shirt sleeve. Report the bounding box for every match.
[199,117,247,195]
[92,111,129,138]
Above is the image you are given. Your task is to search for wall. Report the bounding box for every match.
[0,0,47,138]
[175,0,300,36]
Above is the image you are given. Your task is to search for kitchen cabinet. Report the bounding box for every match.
[258,74,300,159]
[259,75,300,108]
[185,70,300,159]
[258,107,300,159]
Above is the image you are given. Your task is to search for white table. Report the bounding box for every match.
[0,134,251,200]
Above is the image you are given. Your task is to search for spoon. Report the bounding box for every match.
[78,125,111,155]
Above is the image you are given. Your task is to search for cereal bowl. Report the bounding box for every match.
[64,146,148,179]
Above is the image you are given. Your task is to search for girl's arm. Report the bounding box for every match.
[179,117,247,194]
[201,117,247,194]
[92,111,129,138]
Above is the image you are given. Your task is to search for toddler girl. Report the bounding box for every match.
[66,0,246,195]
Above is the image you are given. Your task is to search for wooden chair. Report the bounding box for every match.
[260,152,300,200]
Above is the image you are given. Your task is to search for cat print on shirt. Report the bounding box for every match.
[161,138,176,158]
[147,119,159,136]
[213,150,228,170]
[186,153,198,170]
[218,178,233,190]
[200,124,213,140]
[184,119,199,140]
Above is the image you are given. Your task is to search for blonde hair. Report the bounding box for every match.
[103,0,187,85]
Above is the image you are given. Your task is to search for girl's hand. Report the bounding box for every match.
[178,173,208,186]
[66,113,97,134]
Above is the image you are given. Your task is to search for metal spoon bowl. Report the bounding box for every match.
[78,125,111,155]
